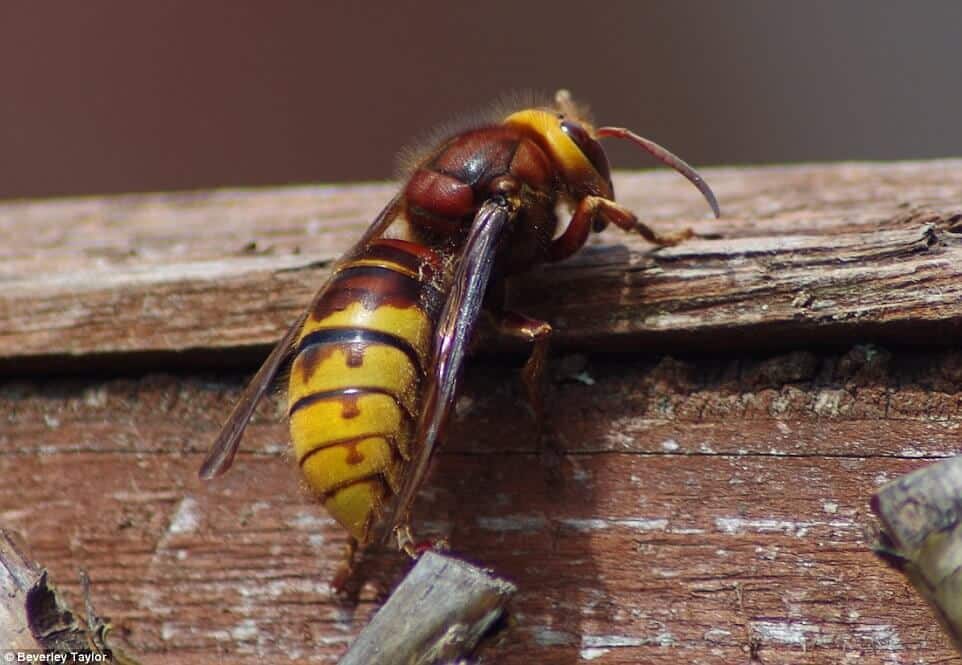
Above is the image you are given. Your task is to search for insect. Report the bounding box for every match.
[199,89,720,565]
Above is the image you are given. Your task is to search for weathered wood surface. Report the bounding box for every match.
[3,160,962,370]
[338,551,515,665]
[2,161,962,663]
[2,348,962,663]
[872,456,962,652]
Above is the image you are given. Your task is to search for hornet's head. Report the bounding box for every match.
[504,90,613,199]
[503,90,720,217]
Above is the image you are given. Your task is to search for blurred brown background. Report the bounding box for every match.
[1,2,960,200]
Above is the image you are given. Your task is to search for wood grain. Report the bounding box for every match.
[3,161,962,663]
[1,347,961,664]
[3,161,962,371]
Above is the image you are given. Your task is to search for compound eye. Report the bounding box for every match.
[561,120,611,185]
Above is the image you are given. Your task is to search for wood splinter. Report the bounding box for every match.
[0,528,141,662]
[871,456,962,654]
[338,551,516,665]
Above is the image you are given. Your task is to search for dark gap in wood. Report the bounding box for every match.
[6,318,962,378]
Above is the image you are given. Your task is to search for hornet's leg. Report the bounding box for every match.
[483,273,556,460]
[395,522,417,557]
[493,310,563,484]
[330,536,359,596]
[482,277,551,419]
[549,196,693,262]
[395,521,449,558]
[493,311,552,431]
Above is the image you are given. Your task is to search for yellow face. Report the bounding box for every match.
[503,108,613,199]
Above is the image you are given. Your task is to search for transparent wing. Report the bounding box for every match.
[198,194,403,479]
[382,198,513,537]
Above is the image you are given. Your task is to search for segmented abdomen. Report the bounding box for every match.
[287,239,443,542]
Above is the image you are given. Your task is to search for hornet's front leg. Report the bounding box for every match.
[549,196,693,262]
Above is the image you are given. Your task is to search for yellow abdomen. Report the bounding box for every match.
[287,240,441,542]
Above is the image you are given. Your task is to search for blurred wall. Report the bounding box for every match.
[1,1,960,199]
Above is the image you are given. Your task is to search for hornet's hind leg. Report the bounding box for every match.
[394,522,450,559]
[330,500,384,597]
[330,536,360,598]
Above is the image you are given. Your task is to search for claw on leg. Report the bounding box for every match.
[394,523,449,558]
[395,523,418,558]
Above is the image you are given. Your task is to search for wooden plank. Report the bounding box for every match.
[1,349,960,663]
[3,161,962,371]
[4,161,962,663]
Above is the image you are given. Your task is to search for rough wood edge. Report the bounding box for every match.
[338,551,516,665]
[0,528,43,650]
[5,160,962,371]
[871,457,962,654]
[0,528,141,662]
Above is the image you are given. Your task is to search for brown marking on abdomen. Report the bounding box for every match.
[343,440,365,465]
[295,343,341,384]
[366,238,443,275]
[297,433,379,469]
[288,386,417,428]
[320,476,388,509]
[312,266,438,320]
[346,344,364,368]
[295,329,424,379]
[340,394,361,419]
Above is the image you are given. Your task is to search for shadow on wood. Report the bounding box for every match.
[2,162,962,663]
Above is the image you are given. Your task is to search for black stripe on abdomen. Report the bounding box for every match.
[295,327,423,375]
[288,385,417,423]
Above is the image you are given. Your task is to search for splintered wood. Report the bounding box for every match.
[0,529,142,660]
[338,551,516,664]
[2,161,962,663]
[0,529,44,650]
[872,456,962,652]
